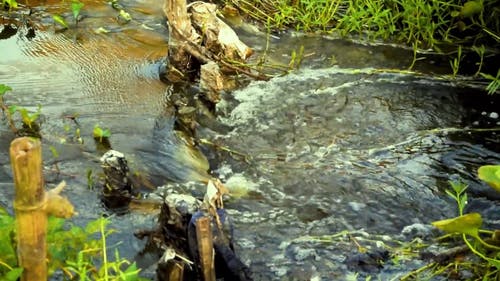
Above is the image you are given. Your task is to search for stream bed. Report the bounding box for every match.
[1,0,500,280]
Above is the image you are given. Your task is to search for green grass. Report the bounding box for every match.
[225,0,500,93]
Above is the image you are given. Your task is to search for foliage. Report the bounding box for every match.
[0,85,42,137]
[0,207,23,281]
[18,105,41,130]
[1,0,17,11]
[428,165,500,278]
[71,0,84,22]
[226,0,500,93]
[478,165,500,193]
[0,209,146,281]
[52,0,85,29]
[481,69,500,95]
[93,124,111,142]
[0,84,12,96]
[53,14,69,29]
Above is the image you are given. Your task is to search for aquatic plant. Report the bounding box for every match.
[226,0,500,93]
[52,0,85,29]
[0,85,42,136]
[52,15,68,29]
[0,209,145,281]
[17,105,41,130]
[71,0,84,24]
[93,124,111,143]
[428,166,500,278]
[481,69,500,95]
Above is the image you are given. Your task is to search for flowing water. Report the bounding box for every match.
[1,1,500,280]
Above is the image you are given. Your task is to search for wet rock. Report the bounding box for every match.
[100,150,133,211]
[291,247,317,262]
[348,201,366,212]
[401,223,437,239]
[345,248,390,273]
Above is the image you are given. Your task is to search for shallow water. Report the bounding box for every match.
[1,1,500,280]
[212,67,500,279]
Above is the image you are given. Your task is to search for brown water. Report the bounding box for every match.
[1,1,500,280]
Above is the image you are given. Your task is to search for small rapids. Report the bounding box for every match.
[1,1,500,280]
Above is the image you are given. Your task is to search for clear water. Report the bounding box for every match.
[1,1,499,280]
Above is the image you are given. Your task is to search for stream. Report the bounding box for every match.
[1,0,500,280]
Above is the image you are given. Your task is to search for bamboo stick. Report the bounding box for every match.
[10,137,75,281]
[10,137,47,281]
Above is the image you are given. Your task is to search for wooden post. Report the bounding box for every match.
[10,137,75,281]
[10,137,47,281]
[196,216,216,281]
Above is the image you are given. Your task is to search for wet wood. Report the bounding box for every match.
[163,0,269,83]
[163,0,200,81]
[10,137,75,281]
[196,215,216,281]
[189,2,252,61]
[157,259,184,281]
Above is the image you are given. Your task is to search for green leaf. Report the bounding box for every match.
[3,0,17,10]
[487,257,500,269]
[432,213,482,237]
[450,180,467,195]
[0,211,16,266]
[102,129,111,138]
[1,267,24,281]
[0,84,12,96]
[71,1,84,20]
[121,262,141,281]
[478,165,500,192]
[460,1,483,18]
[53,15,69,28]
[7,105,16,116]
[459,193,468,209]
[444,188,455,200]
[93,125,111,138]
[85,217,108,234]
[49,146,59,158]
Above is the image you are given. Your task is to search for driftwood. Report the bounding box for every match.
[9,137,75,281]
[163,0,268,103]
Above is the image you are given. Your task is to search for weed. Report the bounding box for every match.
[0,85,42,136]
[52,0,85,29]
[227,0,500,93]
[472,44,485,76]
[427,166,500,278]
[71,0,84,24]
[0,208,146,281]
[2,0,17,11]
[449,45,462,78]
[93,124,111,143]
[481,69,500,95]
